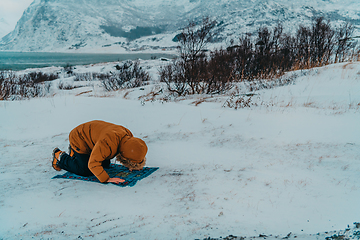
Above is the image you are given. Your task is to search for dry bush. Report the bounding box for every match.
[74,73,93,81]
[58,81,84,90]
[159,59,188,96]
[93,73,111,81]
[206,48,235,94]
[222,93,256,109]
[25,71,58,83]
[161,17,359,98]
[63,64,73,75]
[335,22,357,63]
[160,17,232,96]
[138,88,163,102]
[177,17,216,63]
[102,60,150,91]
[0,71,52,100]
[73,72,112,82]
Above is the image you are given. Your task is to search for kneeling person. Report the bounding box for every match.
[52,120,148,184]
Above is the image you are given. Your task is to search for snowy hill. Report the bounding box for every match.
[0,18,12,39]
[1,0,360,52]
[0,59,359,239]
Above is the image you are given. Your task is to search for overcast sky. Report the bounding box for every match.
[0,0,34,27]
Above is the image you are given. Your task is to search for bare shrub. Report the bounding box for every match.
[176,17,216,95]
[25,71,58,83]
[229,35,254,81]
[222,93,256,109]
[138,88,163,103]
[102,60,150,91]
[101,75,126,92]
[206,48,235,94]
[178,17,216,63]
[310,17,335,66]
[74,73,93,81]
[160,17,223,96]
[73,72,113,82]
[335,22,357,63]
[58,81,84,90]
[0,71,52,100]
[0,71,14,100]
[93,73,111,81]
[159,59,188,96]
[64,64,73,75]
[161,17,359,98]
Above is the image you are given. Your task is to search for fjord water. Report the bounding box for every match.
[0,52,175,71]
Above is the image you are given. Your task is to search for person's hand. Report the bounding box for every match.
[107,178,125,184]
[128,167,143,172]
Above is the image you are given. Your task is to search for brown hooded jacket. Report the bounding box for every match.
[69,120,147,183]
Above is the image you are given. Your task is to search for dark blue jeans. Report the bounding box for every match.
[57,146,110,177]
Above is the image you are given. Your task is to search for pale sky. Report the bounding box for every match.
[0,0,34,28]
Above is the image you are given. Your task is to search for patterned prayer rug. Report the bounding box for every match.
[52,163,159,187]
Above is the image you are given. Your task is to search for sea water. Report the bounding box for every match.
[0,51,175,71]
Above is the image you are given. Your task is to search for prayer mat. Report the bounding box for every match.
[52,163,159,187]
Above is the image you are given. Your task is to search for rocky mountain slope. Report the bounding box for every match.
[1,0,359,52]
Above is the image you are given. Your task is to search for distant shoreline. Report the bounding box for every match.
[0,51,177,71]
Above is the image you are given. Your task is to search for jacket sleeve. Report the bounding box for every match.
[88,136,119,183]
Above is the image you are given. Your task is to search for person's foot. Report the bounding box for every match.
[52,148,64,171]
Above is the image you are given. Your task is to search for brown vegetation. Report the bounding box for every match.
[0,71,56,100]
[160,17,359,97]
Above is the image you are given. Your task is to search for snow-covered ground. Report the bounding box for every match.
[0,59,360,239]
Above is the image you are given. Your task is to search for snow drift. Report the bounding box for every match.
[0,58,359,239]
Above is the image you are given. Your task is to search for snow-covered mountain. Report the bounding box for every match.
[1,0,360,52]
[0,18,12,39]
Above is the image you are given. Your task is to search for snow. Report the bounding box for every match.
[0,18,12,39]
[0,59,360,239]
[2,0,360,53]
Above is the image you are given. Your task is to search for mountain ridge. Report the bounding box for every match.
[1,0,360,52]
[0,18,11,39]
